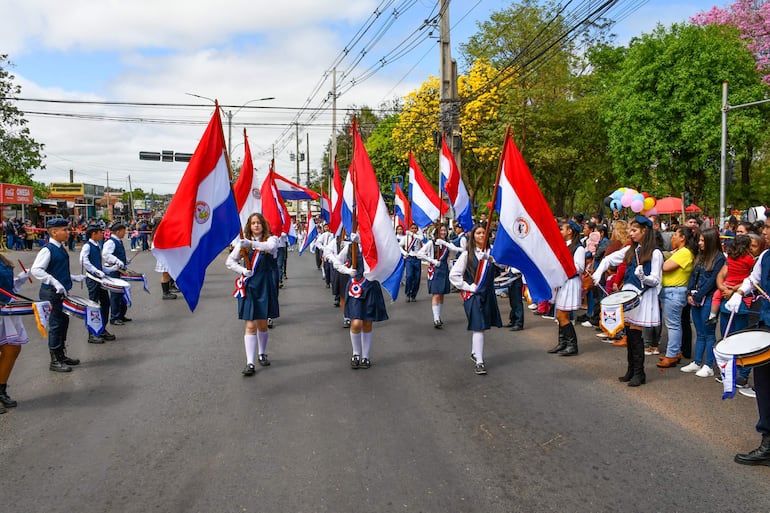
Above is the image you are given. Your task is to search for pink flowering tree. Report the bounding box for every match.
[691,0,770,83]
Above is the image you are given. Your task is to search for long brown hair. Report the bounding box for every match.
[244,213,270,242]
[697,228,721,271]
[465,224,486,277]
[623,220,656,265]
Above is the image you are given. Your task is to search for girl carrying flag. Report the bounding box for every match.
[226,213,280,376]
[449,224,502,375]
[416,223,462,328]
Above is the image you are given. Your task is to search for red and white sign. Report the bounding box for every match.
[0,184,34,205]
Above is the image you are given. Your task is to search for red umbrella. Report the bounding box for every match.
[654,196,701,215]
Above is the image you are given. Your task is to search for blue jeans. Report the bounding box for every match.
[690,298,717,366]
[720,309,752,379]
[404,256,421,299]
[661,286,688,358]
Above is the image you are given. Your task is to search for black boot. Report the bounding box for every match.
[547,325,568,354]
[0,383,17,408]
[558,323,579,356]
[161,281,177,300]
[88,333,105,344]
[735,434,770,466]
[60,344,80,366]
[618,330,634,382]
[628,329,646,387]
[49,349,72,373]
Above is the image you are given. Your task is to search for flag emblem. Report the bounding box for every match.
[194,202,211,224]
[514,217,530,238]
[251,188,260,199]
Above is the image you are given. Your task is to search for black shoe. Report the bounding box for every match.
[61,352,80,366]
[242,363,256,376]
[333,299,340,307]
[120,317,132,322]
[267,318,274,329]
[705,315,718,326]
[88,334,105,344]
[504,322,514,328]
[110,319,125,326]
[737,376,750,388]
[258,354,271,366]
[343,319,351,328]
[49,350,72,373]
[360,358,371,369]
[735,436,770,466]
[102,330,116,341]
[510,326,523,331]
[351,355,361,369]
[162,292,177,300]
[474,362,487,375]
[0,385,17,408]
[434,319,442,329]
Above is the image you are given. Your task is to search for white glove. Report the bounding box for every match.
[94,270,106,279]
[591,270,602,286]
[54,282,66,294]
[343,267,357,277]
[725,292,743,314]
[239,239,253,249]
[479,251,490,261]
[434,239,446,247]
[243,270,254,278]
[118,262,127,270]
[15,270,30,281]
[350,233,360,243]
[634,265,645,281]
[465,283,478,293]
[71,274,86,283]
[430,258,440,266]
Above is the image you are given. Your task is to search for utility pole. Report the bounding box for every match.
[439,0,460,168]
[296,123,301,219]
[307,133,311,224]
[128,175,135,220]
[331,67,337,195]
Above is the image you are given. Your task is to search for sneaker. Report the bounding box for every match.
[737,376,750,388]
[680,361,701,373]
[542,314,555,320]
[649,347,660,355]
[242,363,256,376]
[715,375,724,384]
[474,362,487,375]
[739,387,757,398]
[644,347,654,356]
[576,314,589,322]
[528,303,538,310]
[596,332,610,339]
[360,358,371,369]
[581,321,594,328]
[695,365,714,378]
[351,355,361,369]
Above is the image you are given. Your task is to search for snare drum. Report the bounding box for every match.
[0,299,34,316]
[100,275,131,293]
[600,290,641,312]
[120,270,145,282]
[715,330,770,368]
[63,295,101,319]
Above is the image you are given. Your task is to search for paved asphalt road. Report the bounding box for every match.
[1,247,769,513]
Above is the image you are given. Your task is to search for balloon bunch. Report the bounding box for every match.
[605,188,658,216]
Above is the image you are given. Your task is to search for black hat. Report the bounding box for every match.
[46,218,69,228]
[85,224,103,237]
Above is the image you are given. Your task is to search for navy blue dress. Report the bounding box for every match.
[462,258,502,331]
[427,244,451,295]
[238,249,280,321]
[343,245,388,322]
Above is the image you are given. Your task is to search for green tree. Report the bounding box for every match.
[0,55,45,185]
[600,23,770,208]
[365,113,406,193]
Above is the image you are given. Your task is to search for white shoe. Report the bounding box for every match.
[581,321,593,328]
[695,365,714,378]
[542,314,555,320]
[680,361,701,373]
[739,387,757,398]
[528,303,538,310]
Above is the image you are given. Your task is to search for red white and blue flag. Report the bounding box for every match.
[408,152,445,229]
[232,130,261,229]
[340,165,354,236]
[299,216,318,255]
[350,120,404,300]
[439,136,473,232]
[490,132,576,303]
[272,172,320,202]
[152,106,241,311]
[260,161,292,238]
[393,183,410,229]
[320,189,331,225]
[329,160,343,235]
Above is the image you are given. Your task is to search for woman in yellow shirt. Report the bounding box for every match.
[657,226,699,368]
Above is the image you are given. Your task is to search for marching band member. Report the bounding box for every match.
[226,213,280,376]
[449,224,502,375]
[31,218,87,373]
[547,220,585,356]
[102,223,130,326]
[0,254,31,411]
[400,223,424,302]
[416,223,462,328]
[592,216,663,386]
[331,233,388,369]
[79,225,115,344]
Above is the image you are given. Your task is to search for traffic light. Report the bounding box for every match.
[683,191,692,207]
[727,160,738,184]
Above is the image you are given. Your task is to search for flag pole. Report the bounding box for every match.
[350,118,359,271]
[480,125,510,252]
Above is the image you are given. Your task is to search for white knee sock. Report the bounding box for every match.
[361,331,373,359]
[472,331,485,363]
[257,330,269,355]
[432,304,441,321]
[350,331,362,356]
[244,334,257,365]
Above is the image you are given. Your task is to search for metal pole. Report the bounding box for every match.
[227,110,233,163]
[296,123,301,219]
[720,81,728,223]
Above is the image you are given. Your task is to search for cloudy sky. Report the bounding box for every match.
[2,0,722,194]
